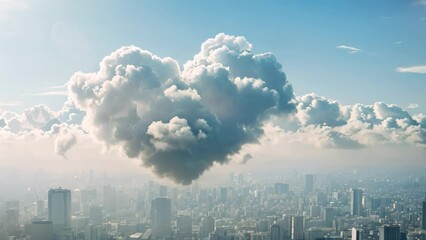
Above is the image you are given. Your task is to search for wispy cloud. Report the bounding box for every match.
[394,41,402,45]
[0,0,29,20]
[396,65,426,73]
[45,85,67,90]
[336,45,361,54]
[414,0,426,5]
[0,101,22,107]
[408,103,419,109]
[22,91,68,97]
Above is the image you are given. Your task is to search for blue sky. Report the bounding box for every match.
[0,0,425,113]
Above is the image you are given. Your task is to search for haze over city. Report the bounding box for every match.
[0,1,425,240]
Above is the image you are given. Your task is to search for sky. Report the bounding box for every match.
[0,0,425,185]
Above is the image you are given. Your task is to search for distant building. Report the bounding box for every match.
[201,216,215,239]
[220,187,227,204]
[275,183,289,195]
[176,215,192,240]
[151,198,171,240]
[306,227,323,240]
[422,200,426,230]
[305,175,314,193]
[25,221,54,240]
[159,185,168,197]
[271,224,280,240]
[85,225,98,240]
[352,227,363,240]
[48,188,71,229]
[324,207,334,228]
[379,225,400,240]
[89,205,103,225]
[103,185,116,213]
[291,216,304,240]
[350,188,363,216]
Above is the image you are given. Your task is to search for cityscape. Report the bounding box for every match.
[0,171,426,240]
[1,2,426,240]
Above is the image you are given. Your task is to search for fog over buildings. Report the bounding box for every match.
[0,171,426,240]
[1,1,426,240]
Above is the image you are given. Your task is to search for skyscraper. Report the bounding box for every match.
[201,216,215,239]
[379,225,400,240]
[422,200,426,230]
[324,207,335,228]
[305,174,314,193]
[177,215,192,240]
[151,198,171,240]
[271,224,281,240]
[350,188,363,216]
[352,227,363,240]
[103,185,116,213]
[291,216,304,240]
[48,188,71,229]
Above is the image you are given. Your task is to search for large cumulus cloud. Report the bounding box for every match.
[281,94,426,148]
[67,33,295,184]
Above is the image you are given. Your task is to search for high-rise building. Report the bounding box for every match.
[48,188,71,229]
[352,227,363,240]
[291,216,304,240]
[306,227,323,240]
[305,175,314,193]
[219,187,227,204]
[324,207,335,228]
[271,224,281,240]
[177,215,192,240]
[350,188,363,216]
[422,200,426,230]
[85,225,98,240]
[159,185,168,197]
[151,198,171,240]
[89,205,103,225]
[275,183,289,195]
[201,216,215,239]
[379,225,400,240]
[103,185,116,213]
[25,221,54,240]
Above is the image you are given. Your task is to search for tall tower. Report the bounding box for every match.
[201,216,215,239]
[422,199,426,230]
[305,174,314,193]
[151,198,171,240]
[379,225,400,240]
[48,188,71,228]
[352,227,363,240]
[324,207,335,228]
[291,216,304,240]
[350,188,363,216]
[271,224,281,240]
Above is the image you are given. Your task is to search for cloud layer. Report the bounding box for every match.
[279,93,426,149]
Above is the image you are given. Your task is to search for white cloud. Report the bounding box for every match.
[22,91,68,96]
[408,103,419,109]
[67,33,295,184]
[0,101,21,107]
[336,45,361,54]
[0,0,28,20]
[396,65,426,73]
